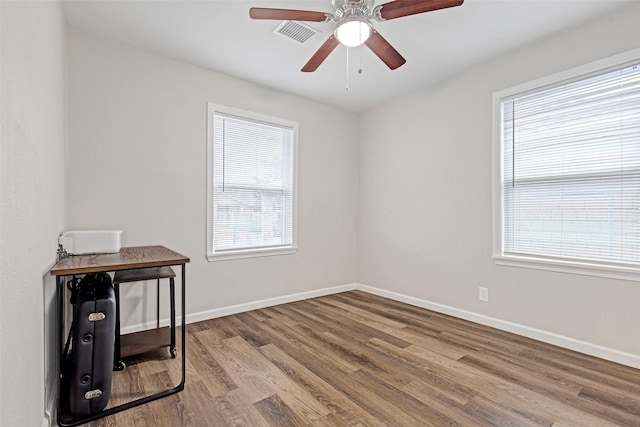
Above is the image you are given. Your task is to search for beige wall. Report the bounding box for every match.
[0,1,68,425]
[358,3,640,359]
[3,3,640,426]
[66,29,359,327]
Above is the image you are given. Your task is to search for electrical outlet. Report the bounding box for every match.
[479,287,489,302]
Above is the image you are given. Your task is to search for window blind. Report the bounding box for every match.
[501,61,640,266]
[212,113,294,253]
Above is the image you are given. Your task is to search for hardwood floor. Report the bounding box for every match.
[87,290,640,426]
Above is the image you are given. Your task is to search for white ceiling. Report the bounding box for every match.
[62,0,635,113]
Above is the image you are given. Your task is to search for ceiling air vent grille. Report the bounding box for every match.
[273,20,319,44]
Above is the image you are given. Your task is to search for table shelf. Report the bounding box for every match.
[121,327,172,358]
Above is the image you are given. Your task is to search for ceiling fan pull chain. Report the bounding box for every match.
[346,46,350,91]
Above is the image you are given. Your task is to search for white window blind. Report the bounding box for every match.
[500,61,640,268]
[208,105,296,259]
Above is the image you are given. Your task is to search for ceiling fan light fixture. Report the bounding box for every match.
[334,19,371,47]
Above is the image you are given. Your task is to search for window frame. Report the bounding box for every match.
[492,47,640,281]
[206,103,298,262]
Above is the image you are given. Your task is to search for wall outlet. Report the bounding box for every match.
[479,286,489,302]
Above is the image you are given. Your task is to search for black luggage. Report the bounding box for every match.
[62,272,116,418]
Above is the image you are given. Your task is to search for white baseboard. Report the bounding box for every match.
[185,283,358,324]
[120,282,640,369]
[357,283,640,370]
[120,283,358,335]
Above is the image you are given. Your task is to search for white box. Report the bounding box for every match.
[58,230,122,255]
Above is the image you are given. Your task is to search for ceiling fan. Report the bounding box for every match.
[249,0,464,72]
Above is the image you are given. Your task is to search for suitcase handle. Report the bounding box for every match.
[88,312,105,321]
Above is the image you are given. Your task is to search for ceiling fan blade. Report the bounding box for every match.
[301,35,340,72]
[379,0,463,20]
[249,8,329,22]
[364,30,406,70]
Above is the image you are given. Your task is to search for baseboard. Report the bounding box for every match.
[357,283,640,369]
[119,281,640,369]
[120,283,359,335]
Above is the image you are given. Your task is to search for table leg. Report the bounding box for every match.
[169,277,176,358]
[180,263,186,387]
[156,279,160,329]
[57,276,65,418]
[113,283,125,371]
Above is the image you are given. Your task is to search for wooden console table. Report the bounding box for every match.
[51,245,190,427]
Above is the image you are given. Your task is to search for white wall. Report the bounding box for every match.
[0,1,67,426]
[358,3,640,360]
[66,29,358,327]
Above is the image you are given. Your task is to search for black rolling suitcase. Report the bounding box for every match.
[62,272,116,418]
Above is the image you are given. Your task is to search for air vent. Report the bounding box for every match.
[273,20,319,44]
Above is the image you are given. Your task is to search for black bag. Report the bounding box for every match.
[62,272,116,418]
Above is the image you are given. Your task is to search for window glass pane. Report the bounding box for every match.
[213,188,287,251]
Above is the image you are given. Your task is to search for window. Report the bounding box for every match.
[207,104,297,261]
[493,50,640,280]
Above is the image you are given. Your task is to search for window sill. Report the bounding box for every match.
[207,246,297,262]
[493,254,640,282]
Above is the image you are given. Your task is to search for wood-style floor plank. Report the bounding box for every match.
[86,290,640,426]
[210,388,268,426]
[259,343,386,427]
